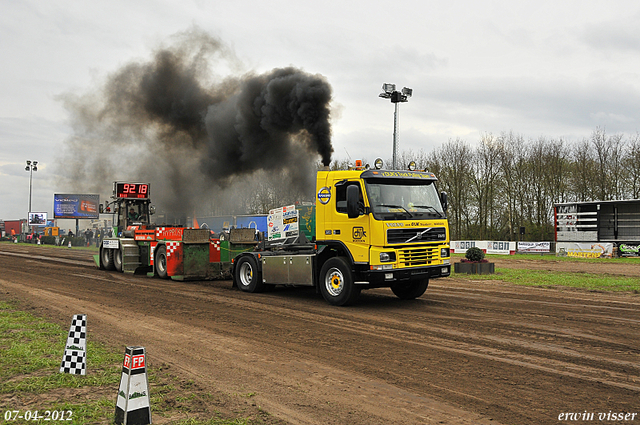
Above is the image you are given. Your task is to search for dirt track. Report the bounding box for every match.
[1,243,639,424]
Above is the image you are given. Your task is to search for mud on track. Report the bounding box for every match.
[1,243,639,424]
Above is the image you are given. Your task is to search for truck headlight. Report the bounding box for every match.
[440,248,450,258]
[380,252,396,262]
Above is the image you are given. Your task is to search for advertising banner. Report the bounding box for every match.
[451,241,477,253]
[236,215,268,234]
[618,243,640,257]
[517,242,551,253]
[28,212,47,226]
[556,242,614,258]
[53,194,100,219]
[267,205,298,241]
[451,241,516,255]
[486,241,516,255]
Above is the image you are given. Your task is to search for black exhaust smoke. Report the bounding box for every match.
[56,27,333,217]
[204,67,333,180]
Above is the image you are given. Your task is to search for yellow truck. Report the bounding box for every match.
[233,160,451,305]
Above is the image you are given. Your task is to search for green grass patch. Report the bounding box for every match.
[452,252,640,264]
[0,241,99,251]
[0,301,120,424]
[458,268,640,292]
[0,301,278,424]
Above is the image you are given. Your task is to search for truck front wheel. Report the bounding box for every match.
[391,279,429,300]
[235,256,264,293]
[319,257,361,306]
[101,248,115,271]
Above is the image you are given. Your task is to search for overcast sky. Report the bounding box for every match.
[2,0,640,221]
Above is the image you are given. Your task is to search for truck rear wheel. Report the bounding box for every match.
[319,257,361,306]
[114,247,123,272]
[101,248,115,271]
[235,256,264,293]
[155,245,168,279]
[391,279,429,300]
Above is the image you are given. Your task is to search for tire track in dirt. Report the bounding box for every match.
[89,280,640,392]
[0,277,499,425]
[2,244,639,424]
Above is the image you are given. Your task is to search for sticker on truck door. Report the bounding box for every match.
[352,226,367,242]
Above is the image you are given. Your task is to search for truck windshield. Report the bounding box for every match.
[364,179,445,220]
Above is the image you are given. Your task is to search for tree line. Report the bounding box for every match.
[198,127,640,243]
[410,128,640,241]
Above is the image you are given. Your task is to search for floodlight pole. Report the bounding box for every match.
[379,84,412,170]
[393,102,400,171]
[25,160,38,234]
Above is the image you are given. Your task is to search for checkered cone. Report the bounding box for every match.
[59,314,87,375]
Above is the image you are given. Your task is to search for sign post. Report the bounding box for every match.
[59,314,87,375]
[115,346,151,425]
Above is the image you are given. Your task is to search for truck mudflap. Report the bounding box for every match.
[361,264,450,287]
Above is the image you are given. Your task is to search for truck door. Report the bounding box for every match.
[333,180,370,263]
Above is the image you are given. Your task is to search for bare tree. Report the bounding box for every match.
[497,132,527,240]
[590,127,626,200]
[570,138,597,202]
[425,138,474,239]
[625,133,640,199]
[469,134,501,239]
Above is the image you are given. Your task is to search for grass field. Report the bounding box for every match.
[0,301,273,424]
[455,268,640,292]
[452,254,640,293]
[453,252,640,264]
[0,241,99,251]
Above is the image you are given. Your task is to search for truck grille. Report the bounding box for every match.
[387,227,446,244]
[399,247,438,267]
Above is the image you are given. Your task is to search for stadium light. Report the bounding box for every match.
[379,83,412,169]
[25,160,38,233]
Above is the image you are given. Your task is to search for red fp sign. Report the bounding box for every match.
[123,354,146,370]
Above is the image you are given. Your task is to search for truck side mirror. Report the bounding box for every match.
[346,185,360,219]
[440,191,448,212]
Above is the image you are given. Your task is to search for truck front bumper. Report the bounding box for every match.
[361,263,450,287]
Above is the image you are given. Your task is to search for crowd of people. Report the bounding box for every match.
[80,228,110,247]
[6,226,110,247]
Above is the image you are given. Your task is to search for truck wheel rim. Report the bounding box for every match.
[325,267,344,296]
[239,262,253,287]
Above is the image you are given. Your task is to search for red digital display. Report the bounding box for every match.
[115,183,150,199]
